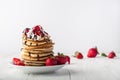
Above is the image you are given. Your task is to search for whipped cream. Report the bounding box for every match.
[23,25,49,40]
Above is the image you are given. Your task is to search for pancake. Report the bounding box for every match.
[21,51,54,57]
[24,62,45,66]
[23,59,46,64]
[21,54,53,61]
[23,42,54,47]
[22,43,54,49]
[22,39,52,46]
[23,47,53,52]
[22,49,53,54]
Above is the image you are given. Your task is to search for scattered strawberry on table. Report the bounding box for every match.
[73,51,83,59]
[101,51,116,59]
[87,47,99,58]
[108,51,116,59]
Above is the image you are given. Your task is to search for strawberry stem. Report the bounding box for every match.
[95,46,99,54]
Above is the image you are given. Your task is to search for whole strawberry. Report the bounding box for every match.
[46,57,57,66]
[74,51,83,59]
[55,53,70,65]
[108,51,116,59]
[65,56,70,64]
[87,47,98,58]
[55,53,67,65]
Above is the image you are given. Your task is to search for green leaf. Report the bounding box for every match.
[101,53,107,57]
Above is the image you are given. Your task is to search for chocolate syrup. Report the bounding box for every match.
[24,41,27,44]
[36,43,38,46]
[30,35,32,39]
[28,52,31,56]
[30,42,32,46]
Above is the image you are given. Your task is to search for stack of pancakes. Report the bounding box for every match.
[21,25,54,66]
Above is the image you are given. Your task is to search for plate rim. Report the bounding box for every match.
[10,62,66,68]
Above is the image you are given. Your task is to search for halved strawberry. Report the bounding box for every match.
[23,28,30,35]
[13,58,25,66]
[74,51,83,59]
[33,25,41,31]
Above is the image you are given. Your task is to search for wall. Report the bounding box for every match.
[0,0,120,56]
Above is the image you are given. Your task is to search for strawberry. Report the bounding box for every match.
[41,32,45,37]
[87,47,98,58]
[55,53,70,65]
[13,58,25,66]
[32,25,41,35]
[46,57,57,66]
[66,56,70,64]
[33,25,41,32]
[74,51,83,59]
[108,51,116,59]
[55,53,67,65]
[35,31,41,36]
[23,28,30,35]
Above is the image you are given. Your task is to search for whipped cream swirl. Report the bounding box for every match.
[23,25,49,40]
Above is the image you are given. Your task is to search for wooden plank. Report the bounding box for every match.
[68,57,120,80]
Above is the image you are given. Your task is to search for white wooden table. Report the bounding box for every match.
[1,54,120,80]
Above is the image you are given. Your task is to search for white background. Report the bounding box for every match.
[0,0,120,56]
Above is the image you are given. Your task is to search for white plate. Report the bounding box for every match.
[10,63,65,74]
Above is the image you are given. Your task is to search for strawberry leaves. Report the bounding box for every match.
[101,53,107,57]
[101,51,116,59]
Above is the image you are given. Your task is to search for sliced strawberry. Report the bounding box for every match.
[23,28,30,35]
[25,28,30,33]
[36,31,41,36]
[77,53,83,59]
[13,58,21,61]
[74,51,83,59]
[13,58,25,66]
[33,25,41,31]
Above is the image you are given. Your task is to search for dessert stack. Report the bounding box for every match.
[21,25,54,66]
